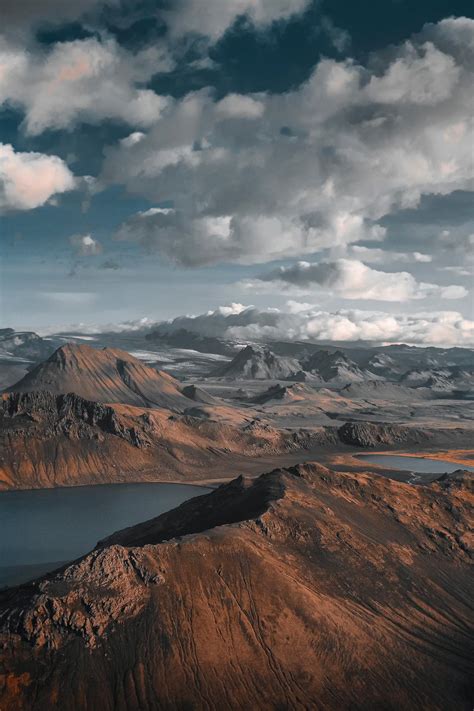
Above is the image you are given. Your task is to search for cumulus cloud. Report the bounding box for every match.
[0,37,172,134]
[365,41,460,105]
[153,303,474,347]
[107,18,474,267]
[70,234,103,256]
[0,143,75,212]
[248,259,468,301]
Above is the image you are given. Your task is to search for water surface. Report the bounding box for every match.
[358,454,473,483]
[359,454,473,473]
[0,482,211,588]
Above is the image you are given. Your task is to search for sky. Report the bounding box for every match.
[0,0,473,345]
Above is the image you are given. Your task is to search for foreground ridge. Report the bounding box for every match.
[0,463,472,710]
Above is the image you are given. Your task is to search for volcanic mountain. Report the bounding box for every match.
[0,463,472,710]
[214,345,300,380]
[302,349,377,385]
[6,343,190,410]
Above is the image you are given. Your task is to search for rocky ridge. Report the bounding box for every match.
[0,463,472,710]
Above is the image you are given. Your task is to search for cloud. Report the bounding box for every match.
[42,291,97,306]
[248,259,468,301]
[0,0,113,36]
[0,143,75,212]
[70,234,103,256]
[439,230,474,260]
[151,303,474,346]
[440,265,472,277]
[320,16,351,53]
[162,0,311,40]
[215,94,265,120]
[346,246,432,264]
[365,40,460,105]
[107,18,474,267]
[0,37,172,134]
[0,0,310,42]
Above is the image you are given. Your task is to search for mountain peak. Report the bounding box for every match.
[6,342,189,410]
[215,344,300,380]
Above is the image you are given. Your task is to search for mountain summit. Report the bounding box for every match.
[6,343,189,410]
[215,345,300,380]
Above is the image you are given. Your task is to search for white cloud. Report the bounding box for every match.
[70,234,103,256]
[151,303,474,346]
[0,143,75,212]
[120,132,146,148]
[440,266,472,276]
[365,41,460,105]
[162,0,311,40]
[0,37,172,134]
[344,246,433,264]
[107,18,474,267]
[247,259,468,301]
[216,94,265,119]
[438,284,469,299]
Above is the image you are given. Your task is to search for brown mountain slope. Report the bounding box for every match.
[0,464,472,710]
[0,391,328,490]
[6,343,190,410]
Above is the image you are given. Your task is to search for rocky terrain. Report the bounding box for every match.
[0,341,472,491]
[0,389,333,490]
[0,463,472,710]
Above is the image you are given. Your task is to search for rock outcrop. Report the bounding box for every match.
[337,421,431,447]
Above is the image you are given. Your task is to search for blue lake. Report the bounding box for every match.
[0,482,211,588]
[358,454,474,475]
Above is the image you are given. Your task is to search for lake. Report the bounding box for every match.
[358,454,473,482]
[0,482,211,589]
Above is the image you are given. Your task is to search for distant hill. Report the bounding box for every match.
[301,349,378,384]
[400,366,474,396]
[6,343,191,410]
[340,380,428,401]
[214,345,300,380]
